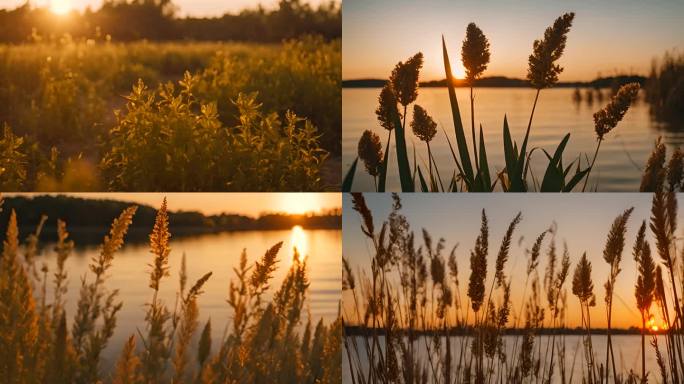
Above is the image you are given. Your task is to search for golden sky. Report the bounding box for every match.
[343,0,684,81]
[0,0,332,17]
[4,193,341,216]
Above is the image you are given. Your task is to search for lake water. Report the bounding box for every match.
[344,334,666,383]
[35,228,341,371]
[343,88,684,192]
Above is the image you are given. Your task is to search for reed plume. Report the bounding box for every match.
[572,252,597,383]
[461,22,490,168]
[376,83,399,132]
[112,335,142,384]
[468,209,489,313]
[640,138,667,192]
[462,23,490,84]
[411,104,438,187]
[634,220,655,383]
[594,83,640,140]
[584,83,641,191]
[358,130,383,189]
[527,13,575,90]
[602,207,633,383]
[390,53,424,108]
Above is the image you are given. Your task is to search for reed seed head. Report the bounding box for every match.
[602,207,633,266]
[390,52,423,107]
[461,23,491,84]
[351,193,374,239]
[635,240,655,313]
[411,105,437,143]
[376,83,399,131]
[468,209,488,312]
[357,130,383,177]
[527,13,575,89]
[640,138,667,192]
[667,147,684,191]
[149,198,171,291]
[594,83,640,140]
[495,212,522,287]
[572,252,595,305]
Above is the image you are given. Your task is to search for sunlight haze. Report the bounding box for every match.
[0,0,332,17]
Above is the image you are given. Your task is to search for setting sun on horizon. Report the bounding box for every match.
[2,193,341,216]
[49,0,72,15]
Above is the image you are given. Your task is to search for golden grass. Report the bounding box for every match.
[0,196,341,383]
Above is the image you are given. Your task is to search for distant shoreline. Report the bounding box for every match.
[345,325,663,336]
[343,75,646,89]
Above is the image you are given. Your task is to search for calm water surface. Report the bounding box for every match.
[37,228,341,370]
[344,335,665,383]
[343,88,684,192]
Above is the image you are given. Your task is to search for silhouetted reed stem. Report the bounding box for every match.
[470,86,479,171]
[582,138,603,192]
[524,89,541,148]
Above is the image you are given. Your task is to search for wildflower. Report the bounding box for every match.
[357,130,383,177]
[375,83,399,130]
[390,52,424,107]
[527,13,575,89]
[411,105,437,143]
[461,23,490,84]
[594,83,640,139]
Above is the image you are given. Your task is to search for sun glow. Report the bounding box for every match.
[647,314,668,332]
[453,61,466,80]
[50,0,73,15]
[276,194,323,215]
[290,225,308,262]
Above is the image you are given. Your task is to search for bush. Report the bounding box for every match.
[100,74,327,191]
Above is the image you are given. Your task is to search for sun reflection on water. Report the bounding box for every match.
[290,225,308,262]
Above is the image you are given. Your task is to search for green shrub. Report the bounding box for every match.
[101,74,327,191]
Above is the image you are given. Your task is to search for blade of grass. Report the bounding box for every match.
[342,158,358,192]
[442,36,474,189]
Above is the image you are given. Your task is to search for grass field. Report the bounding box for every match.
[0,36,341,191]
[0,196,342,383]
[344,191,684,383]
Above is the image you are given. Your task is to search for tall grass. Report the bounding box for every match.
[344,192,684,383]
[344,13,643,193]
[0,196,341,383]
[645,51,684,123]
[0,36,340,191]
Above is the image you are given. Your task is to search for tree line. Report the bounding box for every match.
[0,195,341,245]
[0,0,341,43]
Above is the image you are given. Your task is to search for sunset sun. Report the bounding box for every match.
[50,0,72,15]
[276,193,324,215]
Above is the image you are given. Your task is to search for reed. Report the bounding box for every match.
[345,12,648,193]
[344,192,684,383]
[0,196,341,384]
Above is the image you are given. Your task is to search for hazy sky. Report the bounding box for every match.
[343,193,678,329]
[5,193,341,216]
[0,0,331,17]
[343,0,684,81]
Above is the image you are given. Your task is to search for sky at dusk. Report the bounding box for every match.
[343,193,677,329]
[343,0,684,81]
[4,193,341,216]
[0,0,332,17]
